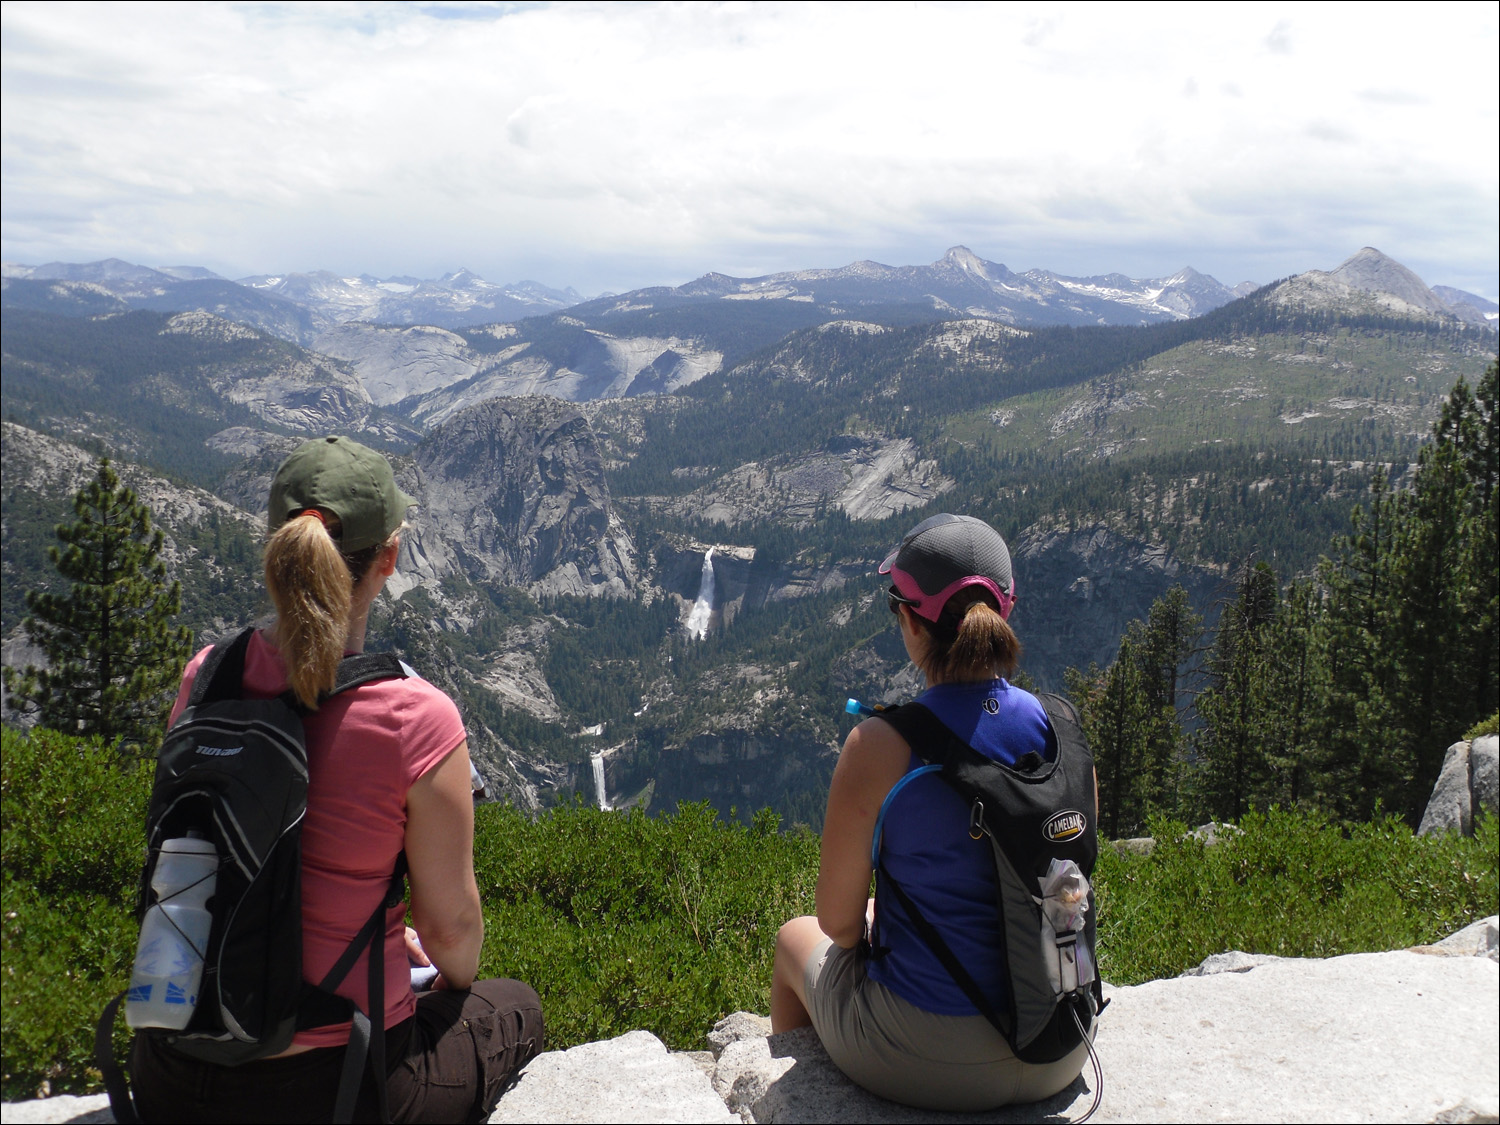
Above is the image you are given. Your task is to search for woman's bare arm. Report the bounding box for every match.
[405,741,483,989]
[815,718,911,948]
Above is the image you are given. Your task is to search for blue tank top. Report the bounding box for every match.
[867,679,1053,1016]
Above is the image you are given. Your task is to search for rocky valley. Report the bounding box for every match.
[2,247,1494,823]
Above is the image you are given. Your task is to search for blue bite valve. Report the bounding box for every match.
[845,698,874,717]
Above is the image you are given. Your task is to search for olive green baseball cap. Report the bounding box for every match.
[267,435,415,552]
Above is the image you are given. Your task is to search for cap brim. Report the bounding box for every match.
[878,548,899,575]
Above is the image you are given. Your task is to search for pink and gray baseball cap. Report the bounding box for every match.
[878,513,1016,622]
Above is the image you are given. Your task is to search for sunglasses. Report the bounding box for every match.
[887,586,921,615]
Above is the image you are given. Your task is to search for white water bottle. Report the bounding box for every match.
[125,835,218,1030]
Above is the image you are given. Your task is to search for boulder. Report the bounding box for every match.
[489,1029,739,1124]
[1420,735,1499,837]
[1475,735,1499,821]
[1413,915,1500,962]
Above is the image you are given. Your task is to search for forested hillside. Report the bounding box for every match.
[1070,363,1497,832]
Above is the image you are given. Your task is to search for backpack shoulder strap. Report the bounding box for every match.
[876,702,968,768]
[281,653,413,714]
[1038,693,1086,757]
[330,653,410,697]
[186,627,256,708]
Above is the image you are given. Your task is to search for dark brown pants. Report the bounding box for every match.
[130,978,544,1124]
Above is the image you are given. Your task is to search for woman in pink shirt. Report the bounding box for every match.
[131,436,542,1122]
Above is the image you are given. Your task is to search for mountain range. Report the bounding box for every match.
[598,246,1254,325]
[0,260,584,343]
[5,247,1492,413]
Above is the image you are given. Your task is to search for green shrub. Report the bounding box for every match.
[1463,713,1498,740]
[472,800,818,1050]
[1095,808,1499,984]
[2,728,151,1099]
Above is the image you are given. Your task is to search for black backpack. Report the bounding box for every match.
[872,693,1104,1066]
[96,627,412,1124]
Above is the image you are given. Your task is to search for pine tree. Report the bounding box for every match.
[1313,469,1407,820]
[1256,578,1324,809]
[3,459,193,745]
[1193,561,1279,821]
[1066,628,1153,838]
[1065,586,1202,835]
[1384,362,1499,817]
[1137,585,1201,815]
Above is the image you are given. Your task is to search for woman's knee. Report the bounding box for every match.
[470,976,541,1015]
[471,978,544,1057]
[776,915,822,957]
[780,918,828,972]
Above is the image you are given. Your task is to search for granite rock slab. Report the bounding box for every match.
[708,941,1499,1123]
[488,1028,740,1124]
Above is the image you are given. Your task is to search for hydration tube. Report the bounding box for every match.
[1071,1003,1104,1123]
[869,764,941,866]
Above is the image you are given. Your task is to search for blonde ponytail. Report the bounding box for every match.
[263,512,352,709]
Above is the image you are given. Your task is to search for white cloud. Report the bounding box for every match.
[2,1,1496,298]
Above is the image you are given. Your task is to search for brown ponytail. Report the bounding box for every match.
[918,591,1022,682]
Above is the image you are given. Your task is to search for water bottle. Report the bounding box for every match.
[125,835,218,1030]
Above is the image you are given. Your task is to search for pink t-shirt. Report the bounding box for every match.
[169,629,466,1047]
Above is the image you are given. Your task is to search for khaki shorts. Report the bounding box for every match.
[803,938,1089,1113]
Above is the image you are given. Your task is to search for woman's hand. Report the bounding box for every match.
[404,926,430,967]
[815,718,911,948]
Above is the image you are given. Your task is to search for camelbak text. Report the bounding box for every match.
[196,745,243,757]
[1043,810,1086,842]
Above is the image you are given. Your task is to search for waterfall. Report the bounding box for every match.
[590,751,610,811]
[685,547,715,640]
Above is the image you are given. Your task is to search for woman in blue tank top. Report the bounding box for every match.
[769,513,1090,1112]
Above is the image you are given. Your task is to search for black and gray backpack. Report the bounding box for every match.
[96,627,412,1124]
[872,693,1105,1111]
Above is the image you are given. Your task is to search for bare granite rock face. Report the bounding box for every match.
[634,434,953,527]
[391,397,637,600]
[161,311,379,434]
[1268,248,1489,327]
[1420,735,1500,837]
[0,1094,112,1123]
[402,329,723,424]
[313,322,483,407]
[1012,523,1217,691]
[1415,916,1499,961]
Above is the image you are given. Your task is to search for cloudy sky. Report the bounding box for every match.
[3,2,1497,299]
